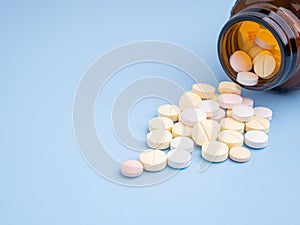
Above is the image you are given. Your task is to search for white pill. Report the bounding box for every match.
[218,94,243,109]
[232,104,254,122]
[230,50,252,72]
[146,130,173,149]
[254,106,273,121]
[180,108,207,127]
[242,97,254,107]
[149,117,173,131]
[179,92,202,110]
[254,54,276,79]
[139,149,167,172]
[167,150,191,169]
[192,83,215,99]
[202,141,229,163]
[157,104,181,122]
[237,72,259,86]
[198,100,220,117]
[220,117,245,133]
[218,130,244,148]
[192,119,221,146]
[229,147,251,162]
[244,130,268,149]
[255,30,277,50]
[208,108,226,122]
[170,137,194,153]
[218,81,242,95]
[245,116,270,133]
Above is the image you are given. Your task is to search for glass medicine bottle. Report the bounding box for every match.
[218,0,300,91]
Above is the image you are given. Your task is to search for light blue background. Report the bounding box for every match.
[1,1,300,225]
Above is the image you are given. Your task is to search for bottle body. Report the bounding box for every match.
[218,0,300,91]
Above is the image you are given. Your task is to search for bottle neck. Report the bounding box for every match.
[218,6,298,90]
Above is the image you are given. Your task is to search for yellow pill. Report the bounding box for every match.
[245,116,270,133]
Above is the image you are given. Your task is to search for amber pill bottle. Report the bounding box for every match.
[218,0,300,91]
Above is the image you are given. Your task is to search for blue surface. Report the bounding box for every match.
[1,1,300,225]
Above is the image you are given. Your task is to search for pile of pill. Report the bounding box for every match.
[230,21,281,86]
[120,81,273,178]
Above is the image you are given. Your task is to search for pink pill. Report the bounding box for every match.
[218,94,243,109]
[242,97,254,107]
[230,51,252,72]
[121,160,143,178]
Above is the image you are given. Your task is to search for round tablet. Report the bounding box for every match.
[202,141,229,163]
[208,108,226,122]
[167,150,191,169]
[218,130,244,148]
[245,116,270,133]
[149,117,173,131]
[191,119,220,146]
[232,104,254,122]
[146,130,173,149]
[121,160,144,177]
[242,97,254,107]
[240,21,260,36]
[237,72,259,86]
[220,117,244,133]
[172,122,192,138]
[254,54,276,79]
[157,104,181,121]
[230,50,252,72]
[244,130,268,149]
[254,106,273,121]
[170,137,194,153]
[179,92,202,110]
[198,100,220,117]
[255,30,277,50]
[229,147,251,162]
[180,108,207,127]
[192,83,215,99]
[218,94,243,109]
[140,150,167,172]
[218,81,242,95]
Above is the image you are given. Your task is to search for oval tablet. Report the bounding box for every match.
[232,104,254,122]
[218,94,243,109]
[179,92,202,110]
[208,108,226,122]
[230,50,252,72]
[237,72,259,86]
[180,108,207,127]
[220,117,244,133]
[242,97,254,107]
[167,150,191,169]
[149,117,173,131]
[170,136,194,153]
[202,141,229,163]
[218,81,242,95]
[245,116,270,133]
[121,160,144,177]
[192,83,215,99]
[218,130,244,148]
[140,150,167,172]
[157,104,181,122]
[172,122,192,138]
[198,100,220,117]
[229,147,251,162]
[244,130,268,149]
[146,130,173,149]
[191,119,220,146]
[254,106,273,121]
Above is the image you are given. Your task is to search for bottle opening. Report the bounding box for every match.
[219,20,283,89]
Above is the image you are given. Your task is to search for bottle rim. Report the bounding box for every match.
[218,8,297,90]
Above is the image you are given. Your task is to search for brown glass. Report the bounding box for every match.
[218,0,300,91]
